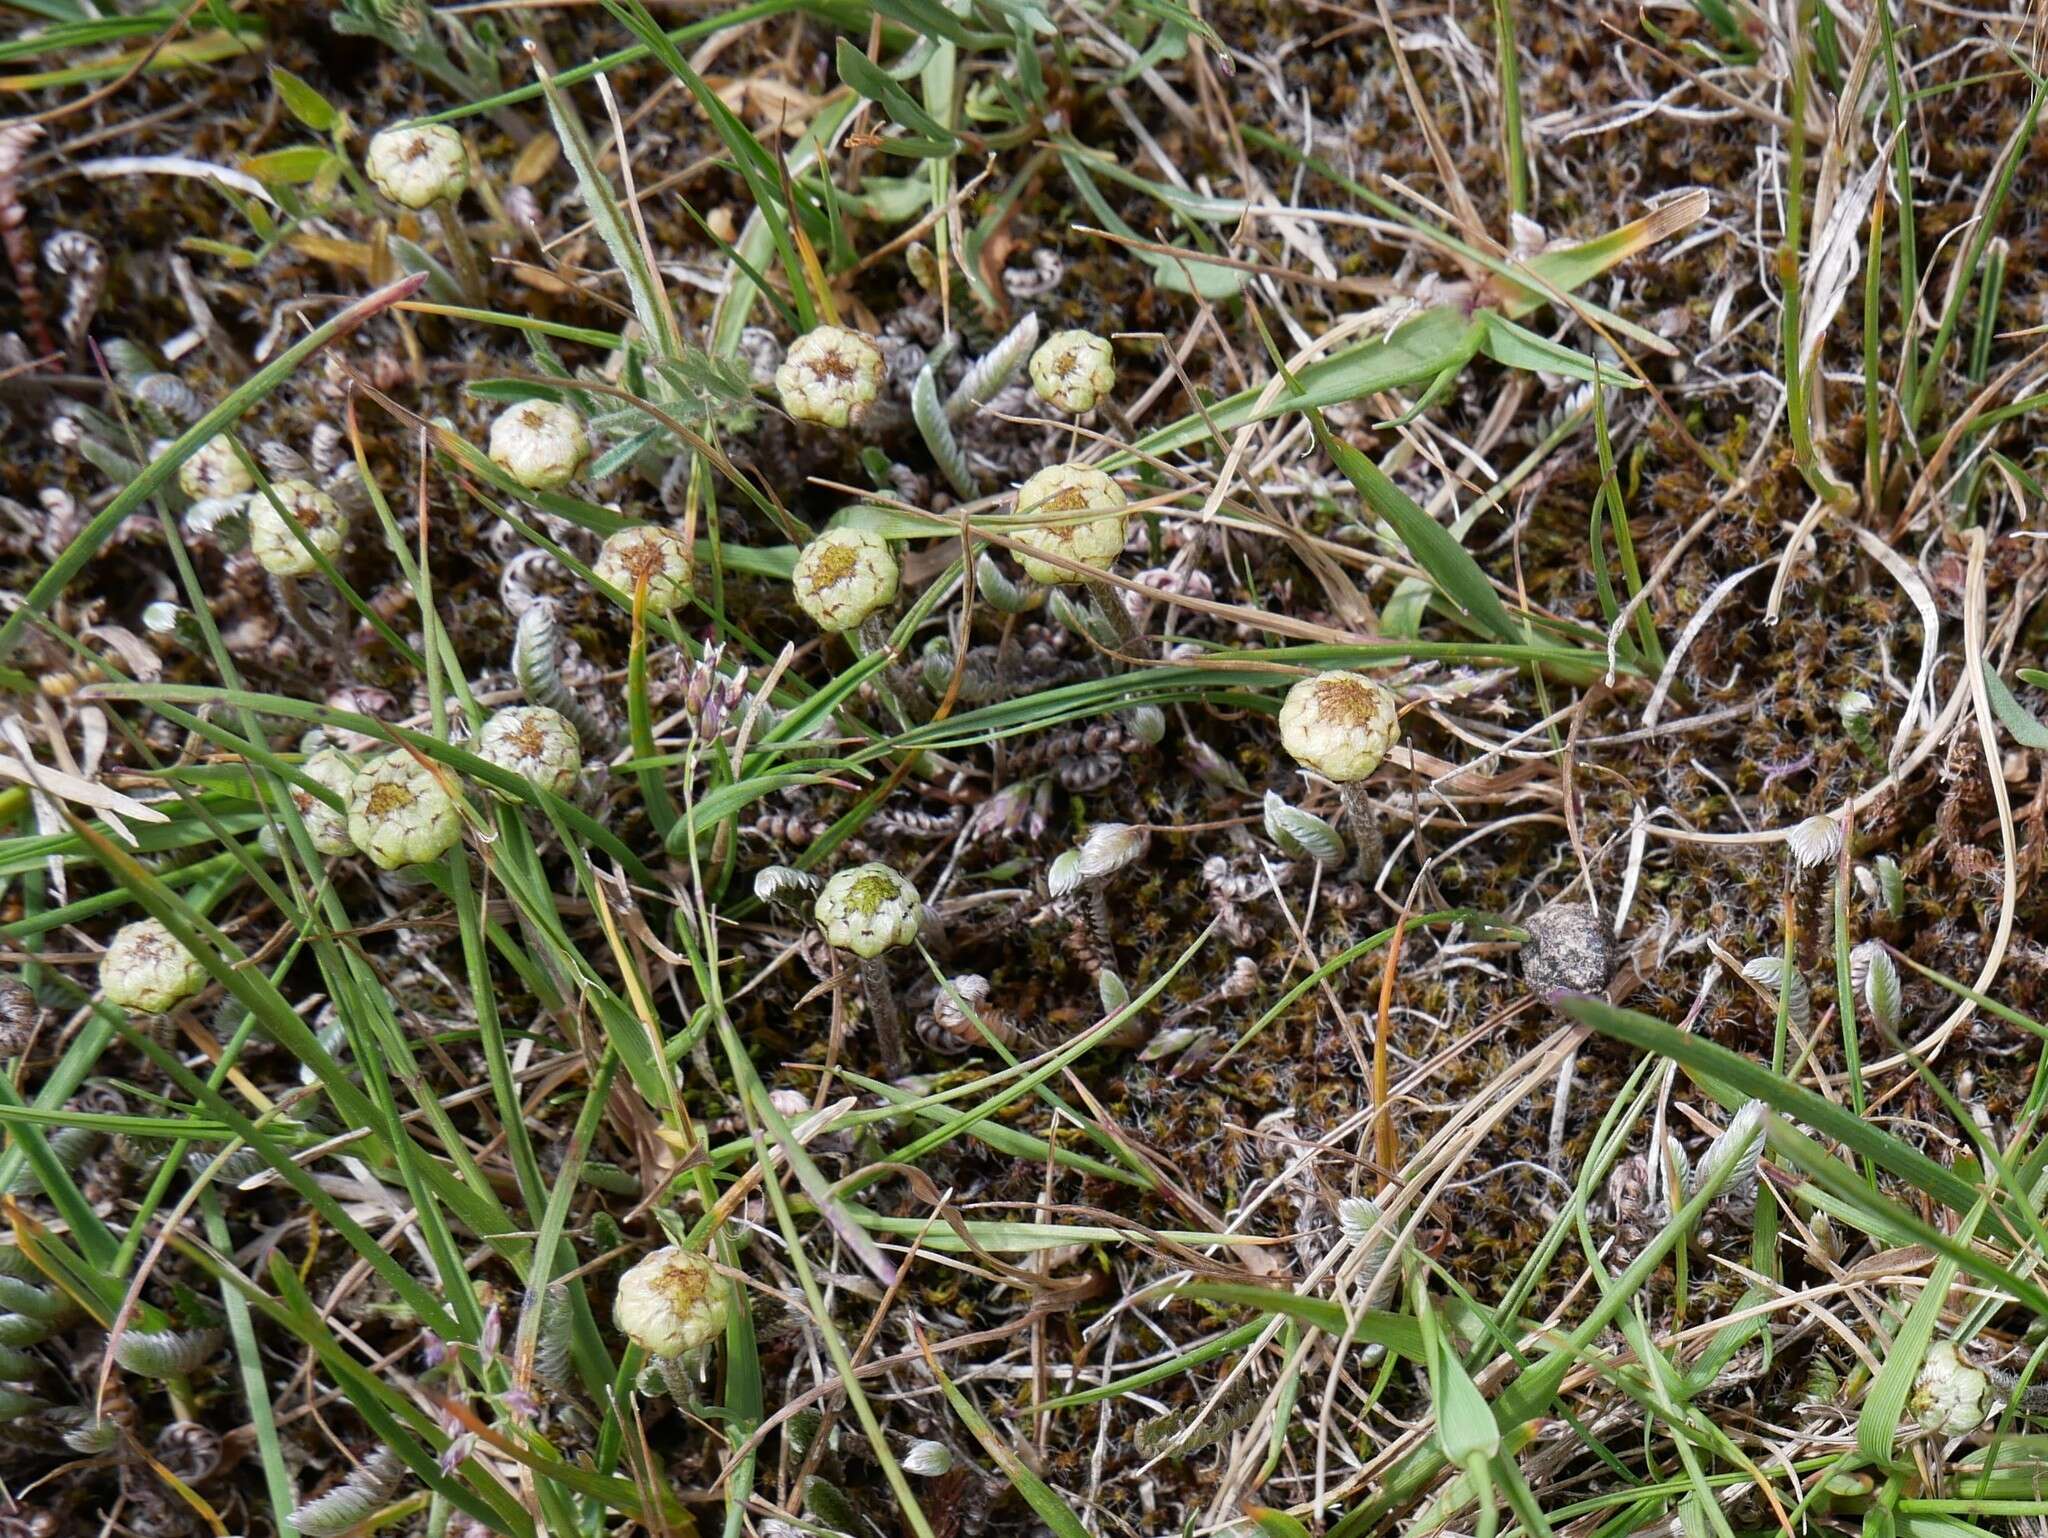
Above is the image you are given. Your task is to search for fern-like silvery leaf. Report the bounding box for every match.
[913,363,974,497]
[1263,791,1345,869]
[945,313,1039,420]
[288,1447,407,1537]
[1688,1100,1765,1203]
[1862,944,1903,1031]
[1740,955,1811,1031]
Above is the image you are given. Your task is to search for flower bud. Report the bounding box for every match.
[488,400,589,492]
[792,528,899,633]
[775,325,885,428]
[814,863,921,959]
[595,526,694,615]
[100,919,207,1014]
[1911,1341,1987,1435]
[249,479,346,577]
[365,124,469,209]
[292,748,359,857]
[1011,463,1128,586]
[1028,329,1116,414]
[476,706,581,796]
[177,435,254,501]
[347,751,462,869]
[613,1245,727,1358]
[1277,671,1399,783]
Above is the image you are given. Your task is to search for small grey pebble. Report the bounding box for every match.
[1520,902,1615,996]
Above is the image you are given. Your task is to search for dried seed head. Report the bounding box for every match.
[1076,822,1150,882]
[1028,329,1116,414]
[1786,813,1843,869]
[1911,1341,1988,1435]
[176,435,253,501]
[595,526,694,614]
[775,325,885,428]
[292,748,359,857]
[248,478,346,577]
[1278,671,1399,783]
[792,528,899,632]
[613,1246,727,1358]
[476,705,581,796]
[1011,463,1129,585]
[1519,902,1615,997]
[814,863,921,959]
[346,752,462,870]
[100,919,207,1015]
[365,124,469,209]
[488,400,589,492]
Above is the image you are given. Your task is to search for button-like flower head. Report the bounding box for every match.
[366,124,469,210]
[177,435,254,501]
[1028,329,1116,414]
[1011,464,1128,586]
[476,706,581,796]
[347,751,462,870]
[814,863,921,960]
[595,526,694,615]
[614,1246,727,1358]
[775,325,885,428]
[249,479,346,577]
[101,919,207,1014]
[488,400,589,492]
[1277,670,1399,783]
[792,528,899,632]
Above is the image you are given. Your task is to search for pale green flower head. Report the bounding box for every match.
[366,124,468,209]
[1011,463,1128,586]
[488,399,589,492]
[476,705,581,796]
[775,325,885,428]
[595,526,694,615]
[347,752,462,870]
[292,748,359,857]
[100,918,207,1015]
[614,1246,727,1358]
[249,479,346,577]
[1278,670,1399,783]
[793,528,899,632]
[177,435,254,501]
[814,863,921,959]
[1029,329,1116,414]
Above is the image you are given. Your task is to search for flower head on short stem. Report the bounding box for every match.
[1278,670,1400,878]
[178,435,254,501]
[476,705,581,797]
[814,863,922,1075]
[1012,462,1136,655]
[792,528,899,634]
[366,123,483,299]
[613,1246,727,1360]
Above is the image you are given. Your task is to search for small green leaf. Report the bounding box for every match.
[1244,1508,1313,1538]
[1983,660,2048,748]
[270,64,336,132]
[836,39,961,158]
[240,146,336,186]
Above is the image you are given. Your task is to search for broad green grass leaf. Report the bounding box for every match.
[1856,1206,1981,1466]
[1308,411,1523,645]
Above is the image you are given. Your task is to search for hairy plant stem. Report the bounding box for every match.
[1085,882,1117,969]
[858,614,926,723]
[1082,576,1139,658]
[436,205,485,306]
[858,955,905,1078]
[1340,780,1385,882]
